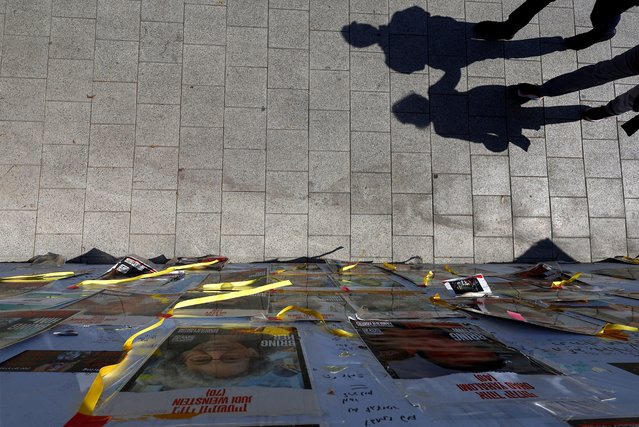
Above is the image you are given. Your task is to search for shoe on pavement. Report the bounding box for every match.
[564,29,616,50]
[516,83,542,100]
[582,106,615,121]
[474,21,515,41]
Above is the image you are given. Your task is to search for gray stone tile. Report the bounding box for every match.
[541,48,578,82]
[268,48,309,89]
[469,116,510,155]
[271,0,308,9]
[539,6,575,38]
[225,66,267,108]
[133,146,179,190]
[309,110,350,151]
[309,70,349,110]
[391,113,430,153]
[629,239,639,256]
[266,171,308,214]
[5,0,51,36]
[505,59,542,87]
[221,235,265,262]
[310,0,348,31]
[37,188,85,234]
[53,0,97,18]
[136,104,180,147]
[619,122,639,160]
[545,121,583,157]
[351,91,390,132]
[265,214,308,259]
[472,156,511,195]
[130,189,177,234]
[581,113,618,140]
[310,30,349,71]
[509,139,547,177]
[308,235,350,260]
[0,211,36,261]
[34,234,83,260]
[434,257,475,264]
[179,127,223,170]
[586,178,625,218]
[184,4,226,45]
[576,34,612,65]
[227,27,267,68]
[181,85,224,128]
[41,145,88,189]
[622,160,639,198]
[393,193,432,236]
[269,9,309,49]
[94,40,139,82]
[351,52,389,92]
[309,151,349,192]
[474,237,514,263]
[129,234,175,258]
[433,174,472,215]
[551,236,592,262]
[0,121,43,165]
[614,9,639,49]
[392,153,431,194]
[91,82,137,125]
[550,197,590,237]
[626,199,639,238]
[222,149,266,191]
[141,0,183,22]
[175,213,221,256]
[88,124,135,167]
[85,167,133,211]
[224,107,266,149]
[227,0,267,27]
[583,139,622,178]
[0,165,40,210]
[47,59,94,102]
[0,78,46,121]
[96,0,140,41]
[393,236,433,263]
[266,129,308,171]
[177,169,222,213]
[513,217,553,260]
[308,192,349,235]
[473,195,513,237]
[49,17,95,60]
[434,215,474,258]
[183,44,225,86]
[467,42,505,79]
[351,214,392,259]
[590,218,627,260]
[267,89,308,129]
[511,176,550,217]
[431,135,470,174]
[350,0,387,14]
[1,35,49,77]
[82,211,130,256]
[390,73,430,112]
[138,62,182,104]
[352,132,390,173]
[547,157,587,197]
[140,22,183,63]
[221,192,265,235]
[351,173,392,215]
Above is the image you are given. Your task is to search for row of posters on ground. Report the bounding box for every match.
[0,255,639,426]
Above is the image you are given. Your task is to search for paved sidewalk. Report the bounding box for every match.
[0,0,637,263]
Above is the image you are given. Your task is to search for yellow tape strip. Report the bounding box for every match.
[383,262,397,271]
[422,271,434,286]
[76,277,292,416]
[597,323,639,340]
[0,271,76,282]
[443,265,458,275]
[275,305,354,338]
[551,272,582,289]
[72,260,219,287]
[339,263,358,273]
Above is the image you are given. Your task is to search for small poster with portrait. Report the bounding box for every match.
[99,325,319,420]
[444,274,492,297]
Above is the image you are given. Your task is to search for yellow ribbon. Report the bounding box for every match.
[0,271,76,283]
[621,256,639,264]
[597,323,639,340]
[551,272,582,289]
[443,265,458,275]
[275,305,354,338]
[201,279,257,291]
[75,278,292,416]
[339,263,358,273]
[71,260,219,288]
[383,262,397,271]
[422,271,434,286]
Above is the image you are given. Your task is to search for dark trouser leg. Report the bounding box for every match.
[504,0,556,34]
[589,0,636,34]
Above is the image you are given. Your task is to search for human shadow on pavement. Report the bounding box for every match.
[343,6,586,152]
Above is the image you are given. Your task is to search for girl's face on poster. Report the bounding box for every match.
[182,336,259,378]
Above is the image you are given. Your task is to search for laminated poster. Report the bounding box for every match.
[444,275,492,297]
[172,291,269,318]
[267,291,354,320]
[0,349,125,373]
[98,326,319,419]
[0,280,51,299]
[346,291,460,320]
[0,310,79,349]
[0,290,95,311]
